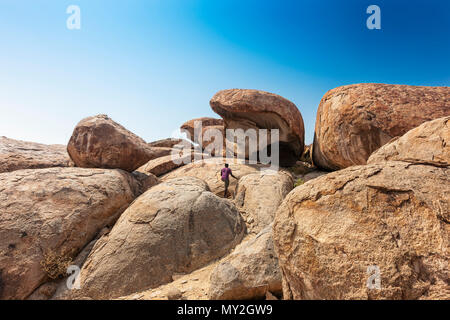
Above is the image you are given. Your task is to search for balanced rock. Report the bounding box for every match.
[312,84,450,170]
[67,115,171,172]
[234,170,294,233]
[0,137,72,173]
[368,116,449,166]
[210,89,305,166]
[0,167,141,300]
[273,161,449,300]
[76,177,245,299]
[208,225,282,300]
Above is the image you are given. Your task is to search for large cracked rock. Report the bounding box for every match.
[67,114,171,172]
[0,136,73,173]
[210,89,305,167]
[208,225,282,300]
[273,161,449,300]
[0,167,141,300]
[312,84,450,170]
[368,116,449,166]
[234,170,294,234]
[75,177,246,299]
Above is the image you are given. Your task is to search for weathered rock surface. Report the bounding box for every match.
[0,167,141,300]
[0,136,73,173]
[201,125,227,156]
[130,171,160,194]
[148,138,192,149]
[312,84,450,170]
[298,170,328,183]
[136,151,205,177]
[161,158,265,197]
[75,177,246,299]
[234,171,294,233]
[67,114,171,172]
[273,161,449,300]
[209,225,282,300]
[180,117,224,144]
[368,116,450,166]
[210,89,305,166]
[117,259,220,300]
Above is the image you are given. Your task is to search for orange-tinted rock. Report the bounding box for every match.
[312,84,450,170]
[210,89,305,166]
[67,115,170,172]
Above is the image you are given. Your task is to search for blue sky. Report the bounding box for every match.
[0,0,449,145]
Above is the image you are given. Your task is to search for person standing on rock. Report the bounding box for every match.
[220,163,237,198]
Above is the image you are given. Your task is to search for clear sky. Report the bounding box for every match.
[0,0,449,145]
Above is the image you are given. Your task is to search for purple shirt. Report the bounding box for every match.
[221,167,232,180]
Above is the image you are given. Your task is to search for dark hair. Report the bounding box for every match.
[225,163,229,168]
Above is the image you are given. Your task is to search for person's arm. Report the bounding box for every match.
[230,170,237,179]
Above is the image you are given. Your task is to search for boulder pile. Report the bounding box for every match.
[0,84,448,301]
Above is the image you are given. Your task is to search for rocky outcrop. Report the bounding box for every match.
[0,167,142,300]
[208,225,282,300]
[234,171,294,233]
[180,117,224,144]
[75,177,246,299]
[136,151,206,177]
[161,158,264,197]
[0,137,73,173]
[312,84,450,170]
[368,116,449,166]
[67,115,171,172]
[273,161,449,300]
[210,89,305,166]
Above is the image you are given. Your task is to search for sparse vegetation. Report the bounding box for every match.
[40,250,74,279]
[294,178,304,187]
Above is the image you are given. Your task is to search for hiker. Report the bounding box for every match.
[220,163,237,197]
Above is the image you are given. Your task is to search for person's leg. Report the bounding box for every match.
[224,179,229,197]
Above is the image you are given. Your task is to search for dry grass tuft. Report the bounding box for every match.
[40,250,74,279]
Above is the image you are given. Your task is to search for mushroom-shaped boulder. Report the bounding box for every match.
[210,89,305,167]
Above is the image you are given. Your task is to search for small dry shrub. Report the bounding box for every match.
[40,250,74,279]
